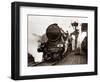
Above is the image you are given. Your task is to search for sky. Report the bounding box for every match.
[28,15,88,36]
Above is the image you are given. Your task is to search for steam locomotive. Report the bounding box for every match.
[37,23,87,62]
[37,23,65,61]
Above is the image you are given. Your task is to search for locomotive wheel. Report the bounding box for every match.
[52,53,62,61]
[43,53,51,61]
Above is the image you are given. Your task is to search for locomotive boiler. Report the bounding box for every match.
[37,23,65,61]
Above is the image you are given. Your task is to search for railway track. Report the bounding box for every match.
[31,60,62,66]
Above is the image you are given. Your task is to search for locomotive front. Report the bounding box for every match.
[38,23,65,61]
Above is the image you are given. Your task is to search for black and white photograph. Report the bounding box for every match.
[11,2,97,80]
[28,15,88,66]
